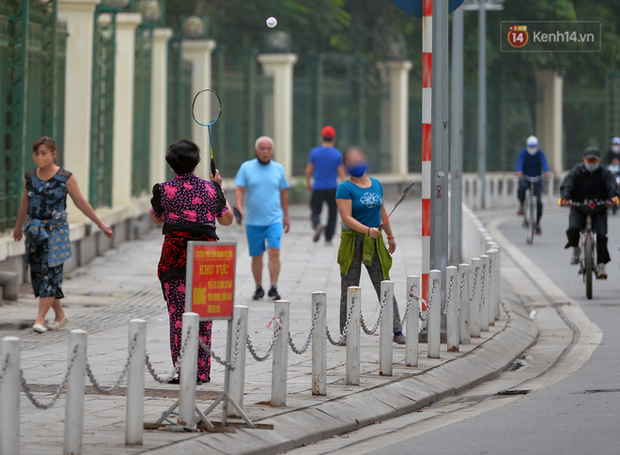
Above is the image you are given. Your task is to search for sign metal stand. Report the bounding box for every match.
[152,241,255,431]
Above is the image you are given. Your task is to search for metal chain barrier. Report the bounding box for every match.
[470,265,480,301]
[85,334,138,395]
[442,273,456,315]
[480,263,487,310]
[288,306,320,355]
[394,285,414,327]
[246,323,281,362]
[419,278,438,321]
[145,325,193,384]
[20,345,78,410]
[326,293,357,345]
[458,272,465,310]
[360,289,389,336]
[198,318,242,369]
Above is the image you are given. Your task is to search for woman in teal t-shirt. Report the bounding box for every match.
[335,147,405,345]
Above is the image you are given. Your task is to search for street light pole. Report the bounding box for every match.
[477,2,487,208]
[463,0,504,209]
[450,6,464,265]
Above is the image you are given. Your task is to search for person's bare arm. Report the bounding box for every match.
[338,165,347,182]
[66,175,114,238]
[12,180,29,241]
[281,189,290,233]
[218,202,234,226]
[336,199,380,239]
[305,162,314,192]
[150,211,163,225]
[235,186,245,220]
[380,204,396,254]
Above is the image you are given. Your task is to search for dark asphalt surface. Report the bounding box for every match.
[370,207,620,455]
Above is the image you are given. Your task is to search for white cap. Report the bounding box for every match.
[526,135,538,147]
[612,137,620,145]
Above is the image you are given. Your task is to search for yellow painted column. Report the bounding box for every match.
[112,13,142,207]
[57,0,100,221]
[150,28,173,186]
[257,54,298,178]
[181,39,217,180]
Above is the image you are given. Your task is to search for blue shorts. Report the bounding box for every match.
[246,223,282,257]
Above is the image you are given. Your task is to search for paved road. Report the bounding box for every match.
[291,206,620,455]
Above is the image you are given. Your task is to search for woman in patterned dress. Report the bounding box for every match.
[13,137,114,333]
[150,139,233,384]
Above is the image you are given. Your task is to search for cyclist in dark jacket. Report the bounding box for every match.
[560,147,618,279]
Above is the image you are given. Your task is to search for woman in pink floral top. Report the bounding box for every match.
[150,139,233,384]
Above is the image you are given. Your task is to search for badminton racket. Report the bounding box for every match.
[379,182,415,231]
[191,88,222,177]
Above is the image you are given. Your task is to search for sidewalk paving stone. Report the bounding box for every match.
[0,199,536,454]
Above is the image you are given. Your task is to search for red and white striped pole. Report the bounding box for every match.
[421,0,432,304]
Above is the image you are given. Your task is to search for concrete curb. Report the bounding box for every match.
[149,290,538,455]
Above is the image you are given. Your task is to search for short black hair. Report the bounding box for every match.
[322,136,334,143]
[166,139,201,175]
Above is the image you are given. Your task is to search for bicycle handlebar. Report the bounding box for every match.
[558,198,618,208]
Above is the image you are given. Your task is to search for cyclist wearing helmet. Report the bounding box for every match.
[516,135,551,234]
[603,136,620,165]
[560,147,618,279]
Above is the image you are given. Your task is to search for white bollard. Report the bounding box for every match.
[458,264,471,344]
[227,305,249,416]
[125,319,146,446]
[487,250,498,326]
[405,276,420,367]
[178,312,199,427]
[470,258,482,337]
[64,329,87,455]
[445,266,459,352]
[311,292,327,396]
[379,281,394,377]
[427,270,441,359]
[480,255,490,331]
[271,300,290,407]
[346,286,361,386]
[1,337,20,455]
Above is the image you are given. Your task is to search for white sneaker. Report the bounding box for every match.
[33,323,48,333]
[596,264,607,279]
[48,315,69,331]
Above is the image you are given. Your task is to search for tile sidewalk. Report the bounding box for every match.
[0,198,522,454]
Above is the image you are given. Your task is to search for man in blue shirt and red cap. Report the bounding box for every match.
[516,135,551,234]
[305,126,346,245]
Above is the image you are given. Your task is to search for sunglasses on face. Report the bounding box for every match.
[584,157,600,163]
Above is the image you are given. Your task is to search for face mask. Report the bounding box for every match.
[527,146,538,155]
[347,162,368,178]
[584,162,600,172]
[609,165,620,174]
[612,145,620,153]
[256,155,271,165]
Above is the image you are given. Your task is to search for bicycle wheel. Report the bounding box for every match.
[525,196,534,244]
[528,195,537,244]
[585,234,593,299]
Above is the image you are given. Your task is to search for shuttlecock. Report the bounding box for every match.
[266,16,277,28]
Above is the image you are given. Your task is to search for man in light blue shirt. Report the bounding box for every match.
[235,136,290,300]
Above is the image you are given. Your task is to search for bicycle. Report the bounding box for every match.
[521,176,541,245]
[559,199,609,300]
